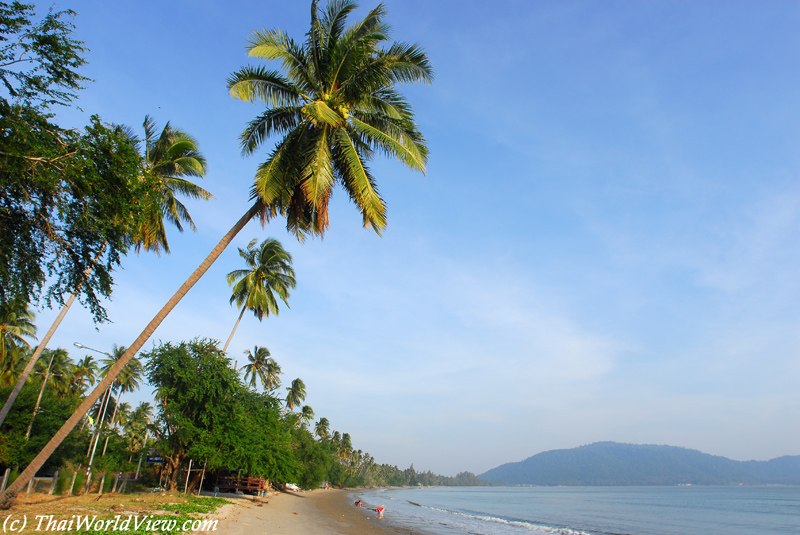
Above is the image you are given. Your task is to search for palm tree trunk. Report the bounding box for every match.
[24,362,53,440]
[0,245,106,427]
[222,306,247,354]
[101,395,121,456]
[87,387,112,456]
[0,201,262,509]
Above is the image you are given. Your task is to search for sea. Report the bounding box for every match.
[352,486,800,535]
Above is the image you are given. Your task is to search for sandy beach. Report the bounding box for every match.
[210,489,422,535]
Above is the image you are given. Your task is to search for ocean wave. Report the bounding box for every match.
[408,501,592,535]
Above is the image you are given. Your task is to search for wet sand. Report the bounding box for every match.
[210,489,422,535]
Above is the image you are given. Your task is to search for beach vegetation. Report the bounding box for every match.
[0,0,212,440]
[3,0,431,504]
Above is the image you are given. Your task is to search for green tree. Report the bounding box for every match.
[223,238,295,353]
[144,338,299,490]
[0,114,146,433]
[2,0,431,506]
[0,115,209,429]
[0,382,84,473]
[0,2,88,109]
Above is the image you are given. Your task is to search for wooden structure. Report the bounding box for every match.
[211,470,269,495]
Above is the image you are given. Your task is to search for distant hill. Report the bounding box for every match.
[478,442,800,486]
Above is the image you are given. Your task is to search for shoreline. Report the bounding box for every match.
[211,489,423,535]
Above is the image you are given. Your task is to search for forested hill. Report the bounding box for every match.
[478,442,800,486]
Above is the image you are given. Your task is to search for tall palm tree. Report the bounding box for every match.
[0,116,210,429]
[223,238,295,353]
[1,0,431,506]
[285,378,306,412]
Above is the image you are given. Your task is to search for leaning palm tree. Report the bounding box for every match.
[223,239,295,353]
[227,0,431,238]
[1,0,431,507]
[284,378,307,413]
[0,117,210,429]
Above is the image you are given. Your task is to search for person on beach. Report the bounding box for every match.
[376,504,385,519]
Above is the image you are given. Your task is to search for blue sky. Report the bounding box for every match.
[33,0,800,475]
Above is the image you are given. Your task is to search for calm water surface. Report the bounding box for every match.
[353,486,800,535]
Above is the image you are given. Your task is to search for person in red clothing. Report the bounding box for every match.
[376,504,385,519]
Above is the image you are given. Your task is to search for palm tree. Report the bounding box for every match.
[0,117,210,429]
[32,348,72,396]
[261,356,283,393]
[227,0,431,238]
[339,432,353,462]
[223,239,295,353]
[1,0,431,506]
[70,356,99,395]
[124,402,152,461]
[24,348,69,440]
[133,116,212,254]
[241,346,280,391]
[300,405,315,428]
[0,347,29,389]
[314,417,330,440]
[114,402,132,430]
[98,346,144,456]
[0,299,36,377]
[284,378,307,413]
